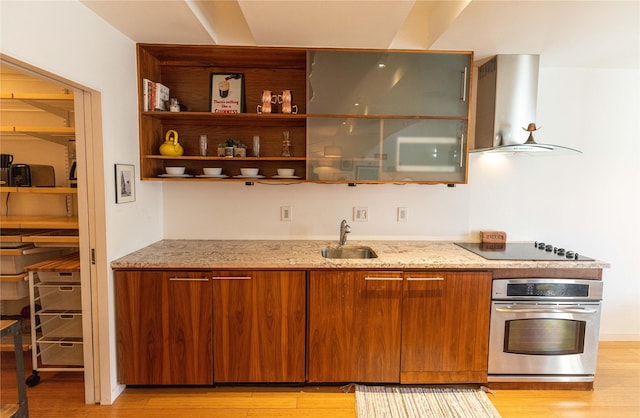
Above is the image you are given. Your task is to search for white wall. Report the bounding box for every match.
[164,67,640,340]
[1,0,163,404]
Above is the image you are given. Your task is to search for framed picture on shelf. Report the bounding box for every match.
[210,73,244,113]
[115,164,135,204]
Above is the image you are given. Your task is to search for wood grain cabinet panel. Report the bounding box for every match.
[307,270,403,383]
[115,271,213,385]
[400,271,492,383]
[212,270,306,383]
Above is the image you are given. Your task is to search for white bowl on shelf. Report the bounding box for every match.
[240,168,259,176]
[165,167,186,175]
[203,167,222,175]
[277,168,295,177]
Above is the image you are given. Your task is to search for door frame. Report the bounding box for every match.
[1,53,107,404]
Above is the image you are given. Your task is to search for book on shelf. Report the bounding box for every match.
[142,78,170,111]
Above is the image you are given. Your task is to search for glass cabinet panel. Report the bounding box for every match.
[307,51,470,117]
[307,118,467,183]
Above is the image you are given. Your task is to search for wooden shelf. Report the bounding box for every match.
[1,92,74,101]
[308,114,469,120]
[22,235,79,245]
[2,91,74,145]
[0,186,77,194]
[1,93,74,114]
[137,43,308,181]
[0,215,78,229]
[144,177,305,183]
[1,125,74,145]
[145,155,305,161]
[0,333,31,352]
[142,111,467,122]
[143,111,306,123]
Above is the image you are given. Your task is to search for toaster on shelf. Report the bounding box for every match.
[10,164,55,187]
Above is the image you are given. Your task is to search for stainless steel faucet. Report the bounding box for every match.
[339,219,351,245]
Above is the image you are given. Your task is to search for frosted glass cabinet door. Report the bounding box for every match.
[307,51,470,117]
[307,118,467,183]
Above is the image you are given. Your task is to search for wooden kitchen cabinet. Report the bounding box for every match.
[307,270,491,384]
[136,44,308,181]
[115,270,213,385]
[400,271,492,383]
[306,50,472,184]
[115,267,491,386]
[211,270,306,383]
[136,45,472,184]
[307,270,403,382]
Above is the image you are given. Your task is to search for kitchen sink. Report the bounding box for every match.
[321,246,378,259]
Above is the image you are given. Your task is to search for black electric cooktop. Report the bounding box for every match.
[455,241,595,261]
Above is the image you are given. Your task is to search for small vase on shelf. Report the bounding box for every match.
[281,131,291,157]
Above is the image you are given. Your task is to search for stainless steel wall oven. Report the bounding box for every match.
[488,278,603,382]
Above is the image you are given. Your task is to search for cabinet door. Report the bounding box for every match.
[307,270,403,382]
[115,271,213,385]
[212,270,306,383]
[307,51,471,116]
[307,118,467,183]
[400,271,492,384]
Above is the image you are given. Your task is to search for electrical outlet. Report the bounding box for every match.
[397,207,408,222]
[280,206,292,222]
[353,207,368,222]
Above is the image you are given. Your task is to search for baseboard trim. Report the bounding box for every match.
[599,334,640,341]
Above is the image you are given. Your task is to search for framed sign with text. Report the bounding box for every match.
[210,73,244,113]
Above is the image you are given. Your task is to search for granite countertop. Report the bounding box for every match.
[110,240,610,270]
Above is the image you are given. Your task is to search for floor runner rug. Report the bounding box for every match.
[355,385,501,418]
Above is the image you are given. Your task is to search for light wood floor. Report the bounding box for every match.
[1,341,638,417]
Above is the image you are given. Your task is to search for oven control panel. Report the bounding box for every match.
[492,279,603,301]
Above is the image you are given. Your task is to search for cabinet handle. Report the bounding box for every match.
[210,276,251,280]
[406,277,445,281]
[459,134,465,168]
[169,277,209,281]
[496,306,598,314]
[460,67,468,102]
[364,277,403,281]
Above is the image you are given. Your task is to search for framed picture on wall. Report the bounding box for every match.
[210,73,244,113]
[115,164,135,204]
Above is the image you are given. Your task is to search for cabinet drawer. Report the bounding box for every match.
[39,312,82,338]
[37,284,81,311]
[37,271,80,283]
[39,340,83,366]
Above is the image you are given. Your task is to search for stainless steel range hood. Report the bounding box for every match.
[472,54,581,154]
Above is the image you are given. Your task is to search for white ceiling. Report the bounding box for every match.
[80,0,639,68]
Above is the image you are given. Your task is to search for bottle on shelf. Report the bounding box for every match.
[281,131,291,157]
[253,136,260,157]
[199,135,208,156]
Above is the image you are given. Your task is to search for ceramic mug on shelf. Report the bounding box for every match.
[281,90,292,104]
[257,101,272,114]
[261,90,278,104]
[281,103,298,114]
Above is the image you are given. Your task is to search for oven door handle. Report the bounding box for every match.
[496,306,598,314]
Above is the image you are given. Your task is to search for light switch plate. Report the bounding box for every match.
[397,207,408,222]
[280,206,292,221]
[353,207,368,222]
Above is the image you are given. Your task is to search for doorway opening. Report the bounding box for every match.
[0,55,103,404]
